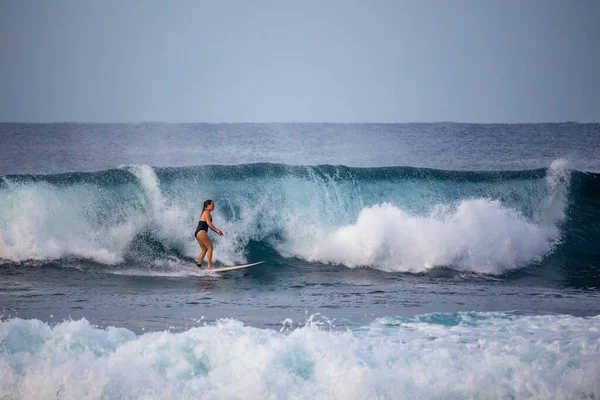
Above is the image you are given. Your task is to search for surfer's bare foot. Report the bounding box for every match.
[207,265,214,269]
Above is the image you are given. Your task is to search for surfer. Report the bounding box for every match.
[195,199,223,269]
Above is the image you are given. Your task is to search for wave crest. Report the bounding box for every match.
[0,161,590,274]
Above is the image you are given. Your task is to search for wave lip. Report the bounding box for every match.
[1,313,599,399]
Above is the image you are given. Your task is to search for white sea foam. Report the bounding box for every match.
[284,160,569,274]
[0,181,142,264]
[0,313,598,399]
[129,165,196,255]
[292,199,558,274]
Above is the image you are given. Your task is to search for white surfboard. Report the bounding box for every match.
[202,261,264,272]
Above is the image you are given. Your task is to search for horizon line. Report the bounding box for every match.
[0,120,597,125]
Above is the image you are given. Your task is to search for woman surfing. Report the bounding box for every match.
[194,199,223,269]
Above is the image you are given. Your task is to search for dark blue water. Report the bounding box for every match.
[2,122,599,175]
[1,123,599,398]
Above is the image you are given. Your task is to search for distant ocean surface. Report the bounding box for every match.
[1,123,599,398]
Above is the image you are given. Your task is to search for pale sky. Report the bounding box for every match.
[1,0,598,123]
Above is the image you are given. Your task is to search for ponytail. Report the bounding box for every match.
[203,199,213,210]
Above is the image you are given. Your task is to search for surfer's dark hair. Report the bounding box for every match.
[203,199,213,210]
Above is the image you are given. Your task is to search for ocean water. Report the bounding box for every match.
[1,123,599,399]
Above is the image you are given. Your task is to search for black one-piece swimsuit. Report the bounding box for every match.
[194,216,210,237]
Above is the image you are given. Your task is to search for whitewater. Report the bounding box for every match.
[1,123,599,399]
[0,160,579,274]
[1,314,599,399]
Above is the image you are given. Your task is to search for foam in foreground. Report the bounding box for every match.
[1,312,598,399]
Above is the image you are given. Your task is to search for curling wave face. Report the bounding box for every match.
[1,159,598,275]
